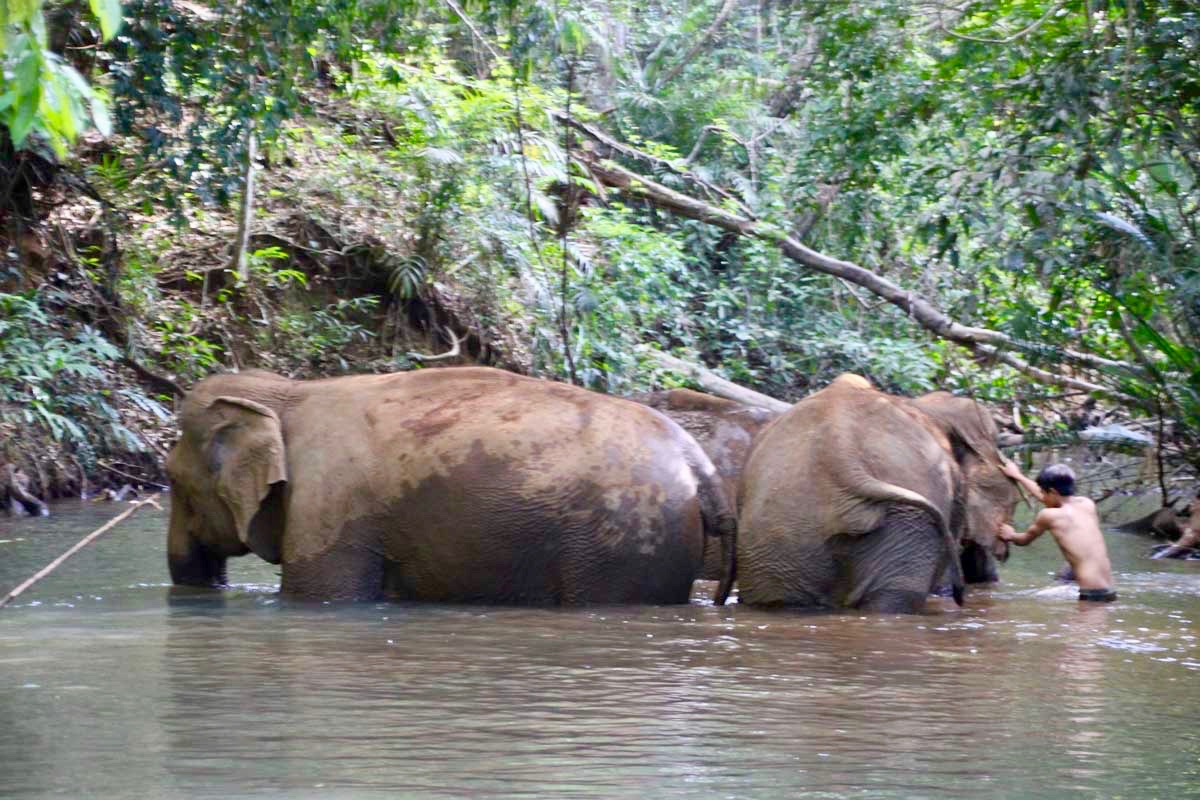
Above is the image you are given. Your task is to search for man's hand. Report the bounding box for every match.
[998,523,1018,542]
[999,458,1024,481]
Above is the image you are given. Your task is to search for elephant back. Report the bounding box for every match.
[274,367,720,602]
[741,377,955,541]
[737,375,960,606]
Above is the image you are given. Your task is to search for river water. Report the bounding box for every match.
[2,501,1199,799]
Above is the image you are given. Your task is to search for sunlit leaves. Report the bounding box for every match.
[1,0,119,154]
[88,0,123,40]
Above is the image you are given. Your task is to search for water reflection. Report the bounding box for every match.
[2,505,1200,798]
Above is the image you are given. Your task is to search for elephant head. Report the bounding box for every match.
[166,380,289,587]
[910,391,1019,582]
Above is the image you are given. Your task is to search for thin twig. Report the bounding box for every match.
[443,0,503,62]
[937,1,1066,44]
[559,55,579,385]
[407,327,463,362]
[1,494,162,609]
[97,460,169,490]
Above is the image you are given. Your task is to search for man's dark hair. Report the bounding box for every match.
[1036,463,1076,496]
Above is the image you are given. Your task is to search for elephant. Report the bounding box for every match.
[4,463,49,517]
[909,390,1015,586]
[631,389,781,579]
[736,374,1018,613]
[165,367,736,604]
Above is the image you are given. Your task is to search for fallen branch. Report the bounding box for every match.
[407,328,463,362]
[0,493,162,609]
[653,0,740,91]
[229,117,258,281]
[642,348,792,413]
[551,111,755,219]
[576,148,1145,404]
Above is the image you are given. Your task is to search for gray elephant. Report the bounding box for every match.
[4,463,49,517]
[166,367,735,604]
[631,389,780,579]
[737,374,1017,613]
[910,390,1015,587]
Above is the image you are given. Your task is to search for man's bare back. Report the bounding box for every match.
[998,460,1117,601]
[1026,497,1114,590]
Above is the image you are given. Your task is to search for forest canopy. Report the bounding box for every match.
[1,0,1198,491]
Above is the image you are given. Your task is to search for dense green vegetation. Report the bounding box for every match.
[2,0,1197,494]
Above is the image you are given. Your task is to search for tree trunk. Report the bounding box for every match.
[642,348,791,412]
[229,120,258,281]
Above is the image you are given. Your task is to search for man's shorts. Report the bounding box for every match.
[1078,588,1118,602]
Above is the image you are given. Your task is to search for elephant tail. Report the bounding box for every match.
[696,466,738,607]
[857,478,965,606]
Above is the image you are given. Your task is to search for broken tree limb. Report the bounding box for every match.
[407,328,464,362]
[228,118,258,281]
[550,111,755,219]
[653,0,740,91]
[971,343,1121,397]
[642,348,792,413]
[576,148,1145,403]
[0,494,162,609]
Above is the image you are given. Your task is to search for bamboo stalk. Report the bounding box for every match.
[0,494,162,609]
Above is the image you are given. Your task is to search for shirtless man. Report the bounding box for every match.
[998,460,1117,602]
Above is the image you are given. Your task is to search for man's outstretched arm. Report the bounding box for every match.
[1000,458,1045,504]
[999,513,1051,546]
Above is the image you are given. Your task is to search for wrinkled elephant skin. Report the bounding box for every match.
[737,375,1017,613]
[631,389,780,579]
[166,367,736,604]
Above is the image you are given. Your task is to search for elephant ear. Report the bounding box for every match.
[207,396,288,563]
[913,392,1000,464]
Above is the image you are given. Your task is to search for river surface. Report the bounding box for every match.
[2,501,1199,799]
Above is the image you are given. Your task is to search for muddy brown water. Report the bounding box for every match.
[2,501,1199,799]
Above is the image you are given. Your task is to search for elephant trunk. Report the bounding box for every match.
[167,513,229,588]
[168,539,229,587]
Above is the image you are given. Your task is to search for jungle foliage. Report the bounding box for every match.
[2,0,1198,484]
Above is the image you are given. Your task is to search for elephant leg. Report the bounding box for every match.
[832,506,947,613]
[281,543,385,601]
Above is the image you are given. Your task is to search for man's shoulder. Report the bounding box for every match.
[1066,496,1099,513]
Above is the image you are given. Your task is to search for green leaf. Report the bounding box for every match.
[1147,162,1179,197]
[88,0,123,41]
[90,95,112,136]
[558,18,587,56]
[9,92,40,146]
[1,0,41,27]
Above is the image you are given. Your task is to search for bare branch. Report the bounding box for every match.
[573,146,1146,402]
[653,0,740,91]
[936,1,1066,44]
[642,348,791,413]
[971,343,1126,399]
[407,328,464,362]
[552,111,755,218]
